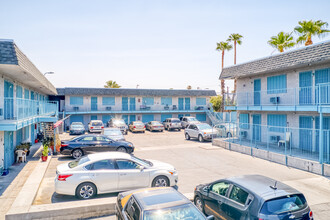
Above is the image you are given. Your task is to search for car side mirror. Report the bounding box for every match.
[203,186,210,193]
[139,166,145,171]
[206,215,214,220]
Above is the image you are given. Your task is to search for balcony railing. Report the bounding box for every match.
[213,122,330,164]
[3,98,57,120]
[225,83,330,108]
[64,104,208,112]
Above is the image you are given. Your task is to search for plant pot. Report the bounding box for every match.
[41,156,48,162]
[50,145,54,152]
[35,139,38,143]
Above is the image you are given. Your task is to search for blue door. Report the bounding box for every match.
[185,98,190,110]
[4,81,14,119]
[122,97,128,111]
[129,97,136,111]
[315,68,329,105]
[102,115,113,125]
[254,79,261,106]
[4,131,14,169]
[130,115,136,123]
[178,98,184,110]
[299,116,313,151]
[91,115,97,120]
[196,114,207,122]
[31,124,35,142]
[315,116,330,154]
[161,114,172,122]
[142,114,154,123]
[252,114,261,141]
[16,128,23,145]
[122,115,129,124]
[70,115,84,125]
[91,97,98,111]
[299,71,312,105]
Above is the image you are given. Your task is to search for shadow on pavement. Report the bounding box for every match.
[51,192,119,203]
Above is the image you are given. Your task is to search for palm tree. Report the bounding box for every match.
[294,20,330,46]
[104,80,121,88]
[227,33,243,95]
[268,32,296,52]
[216,41,232,111]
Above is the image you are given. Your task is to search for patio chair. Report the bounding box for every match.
[278,132,290,148]
[16,149,26,163]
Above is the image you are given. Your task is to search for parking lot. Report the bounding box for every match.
[33,129,330,219]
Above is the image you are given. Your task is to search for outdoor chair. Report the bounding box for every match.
[16,149,26,163]
[278,132,291,148]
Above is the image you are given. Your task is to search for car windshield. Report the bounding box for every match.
[104,129,122,135]
[114,120,126,126]
[171,119,180,123]
[197,124,212,130]
[68,156,90,168]
[92,122,103,126]
[151,122,162,125]
[260,194,307,215]
[71,125,84,129]
[143,203,206,220]
[187,118,197,122]
[131,155,152,167]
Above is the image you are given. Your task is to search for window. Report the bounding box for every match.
[116,160,139,169]
[89,160,115,170]
[79,136,95,142]
[196,98,206,106]
[142,97,154,105]
[196,114,206,122]
[95,136,111,142]
[267,75,287,94]
[102,97,115,105]
[16,85,23,98]
[70,96,84,105]
[211,182,230,196]
[260,194,307,215]
[239,114,249,129]
[161,97,172,105]
[268,114,287,133]
[229,185,249,205]
[125,198,140,220]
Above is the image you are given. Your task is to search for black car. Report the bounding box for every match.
[194,175,313,220]
[60,134,134,159]
[116,187,213,220]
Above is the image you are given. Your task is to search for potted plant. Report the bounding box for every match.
[41,142,49,162]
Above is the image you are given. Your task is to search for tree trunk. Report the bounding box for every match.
[234,41,237,65]
[221,50,225,112]
[305,36,313,46]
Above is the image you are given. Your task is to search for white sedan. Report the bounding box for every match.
[55,152,178,199]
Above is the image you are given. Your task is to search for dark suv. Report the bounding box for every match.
[194,175,313,220]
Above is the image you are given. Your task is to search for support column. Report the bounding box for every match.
[319,110,324,163]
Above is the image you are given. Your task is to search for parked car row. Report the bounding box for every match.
[69,116,202,136]
[55,151,313,220]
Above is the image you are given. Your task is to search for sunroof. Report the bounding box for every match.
[141,192,183,206]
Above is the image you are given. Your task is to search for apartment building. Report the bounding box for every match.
[54,88,216,128]
[0,40,58,170]
[221,41,330,164]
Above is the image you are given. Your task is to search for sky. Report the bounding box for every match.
[1,0,330,93]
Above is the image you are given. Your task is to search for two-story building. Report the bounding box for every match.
[220,40,330,164]
[54,88,216,128]
[0,40,58,170]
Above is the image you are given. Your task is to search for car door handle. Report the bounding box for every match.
[120,173,127,176]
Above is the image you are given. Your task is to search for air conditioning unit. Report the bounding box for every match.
[270,135,280,142]
[106,106,112,111]
[73,106,79,111]
[239,131,247,138]
[270,97,280,104]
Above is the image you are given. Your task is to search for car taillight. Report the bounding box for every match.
[91,127,94,129]
[133,126,136,128]
[58,174,72,181]
[144,125,146,128]
[170,123,172,126]
[101,126,104,129]
[61,144,68,147]
[309,211,313,219]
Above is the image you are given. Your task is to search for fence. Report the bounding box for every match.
[213,122,330,164]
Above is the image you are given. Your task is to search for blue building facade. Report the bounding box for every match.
[0,40,58,171]
[54,88,216,128]
[221,41,330,164]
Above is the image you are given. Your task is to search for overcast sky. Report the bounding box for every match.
[1,0,330,93]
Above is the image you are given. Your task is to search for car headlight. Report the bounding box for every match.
[128,144,133,147]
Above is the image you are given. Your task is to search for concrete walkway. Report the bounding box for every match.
[0,142,42,220]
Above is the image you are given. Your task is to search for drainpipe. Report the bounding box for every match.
[319,109,324,164]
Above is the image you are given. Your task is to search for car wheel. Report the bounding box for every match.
[76,182,96,200]
[152,176,169,187]
[178,129,181,131]
[72,149,83,159]
[185,133,190,140]
[198,135,204,142]
[117,147,127,153]
[227,132,232,137]
[194,196,204,213]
